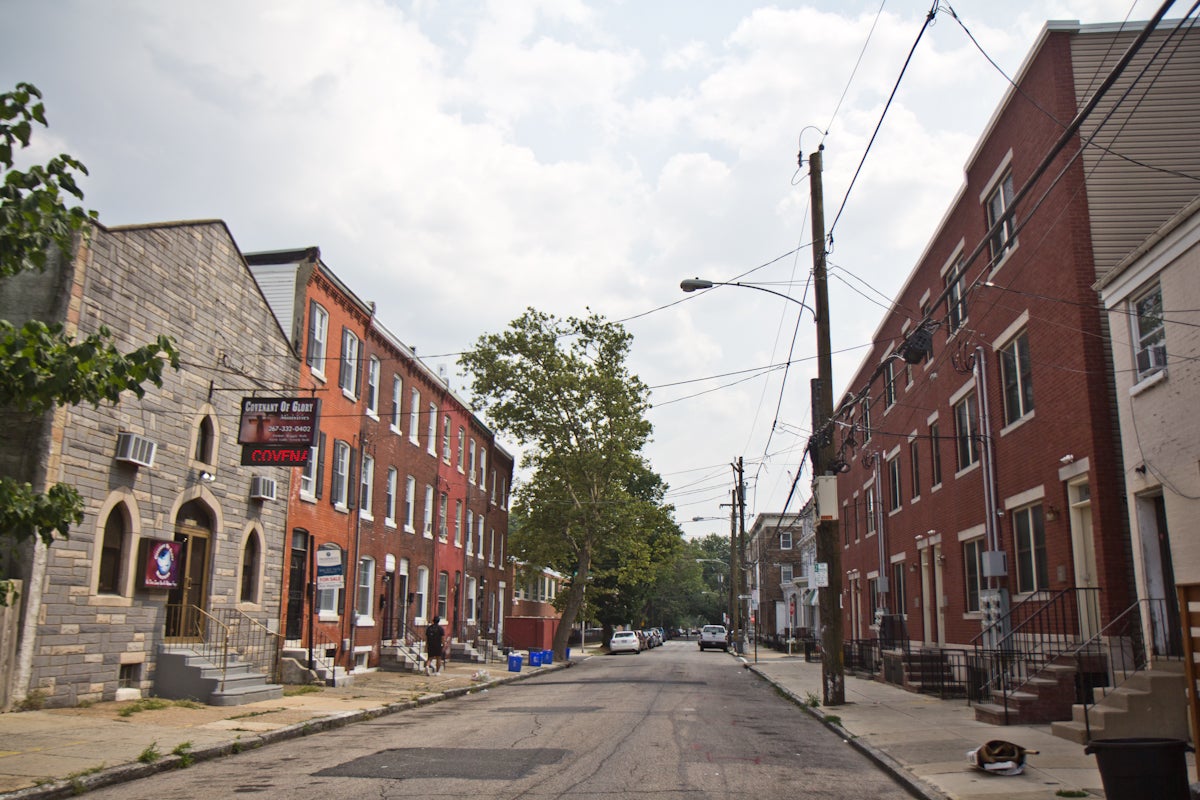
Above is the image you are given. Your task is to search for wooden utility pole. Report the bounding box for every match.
[810,147,845,705]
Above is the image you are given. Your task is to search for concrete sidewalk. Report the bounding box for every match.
[743,646,1195,800]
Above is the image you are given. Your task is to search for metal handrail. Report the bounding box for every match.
[165,604,231,691]
[212,607,284,683]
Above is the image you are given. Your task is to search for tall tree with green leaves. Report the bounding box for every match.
[460,308,671,655]
[0,83,179,603]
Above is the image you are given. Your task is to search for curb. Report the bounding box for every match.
[745,663,951,800]
[0,660,574,800]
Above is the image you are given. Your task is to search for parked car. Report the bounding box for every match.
[643,629,661,648]
[699,624,729,651]
[610,630,641,654]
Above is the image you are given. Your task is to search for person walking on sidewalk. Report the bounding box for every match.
[425,616,445,675]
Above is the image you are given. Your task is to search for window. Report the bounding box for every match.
[781,564,794,584]
[780,530,793,550]
[919,300,936,362]
[479,450,487,488]
[438,492,448,540]
[945,259,968,333]
[468,439,476,482]
[391,376,402,433]
[891,561,906,615]
[442,415,452,462]
[465,509,474,553]
[489,528,496,565]
[240,532,261,604]
[868,577,880,619]
[405,476,416,532]
[365,356,380,416]
[986,172,1016,263]
[887,455,901,511]
[98,506,128,595]
[964,538,984,612]
[883,360,896,408]
[865,486,876,535]
[457,427,465,471]
[339,329,361,397]
[194,415,215,464]
[466,576,478,622]
[359,454,374,520]
[415,566,429,621]
[385,467,397,526]
[331,440,351,508]
[306,301,328,377]
[409,388,421,445]
[1014,504,1048,593]
[437,571,449,619]
[317,544,342,616]
[454,500,463,546]
[300,433,324,499]
[477,517,485,557]
[423,485,434,537]
[929,422,942,487]
[1132,283,1166,380]
[427,403,437,455]
[861,398,872,441]
[356,557,375,619]
[999,330,1034,425]
[954,393,979,470]
[909,444,921,500]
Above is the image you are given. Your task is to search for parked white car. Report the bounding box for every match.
[699,624,729,651]
[609,630,641,654]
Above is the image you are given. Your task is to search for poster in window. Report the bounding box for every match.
[144,540,182,588]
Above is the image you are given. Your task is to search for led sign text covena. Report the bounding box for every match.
[238,397,321,466]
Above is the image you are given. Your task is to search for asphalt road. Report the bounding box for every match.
[81,640,916,799]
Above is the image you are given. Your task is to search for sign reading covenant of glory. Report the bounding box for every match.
[238,397,321,466]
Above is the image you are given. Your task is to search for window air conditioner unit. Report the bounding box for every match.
[1135,343,1167,375]
[115,432,157,468]
[250,476,278,501]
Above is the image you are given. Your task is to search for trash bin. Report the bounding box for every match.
[507,654,522,673]
[565,647,571,661]
[1085,738,1193,800]
[529,650,542,667]
[542,649,553,665]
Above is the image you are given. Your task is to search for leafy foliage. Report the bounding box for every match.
[0,83,179,604]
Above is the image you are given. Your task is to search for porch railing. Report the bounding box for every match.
[165,603,231,691]
[211,607,284,683]
[165,604,283,688]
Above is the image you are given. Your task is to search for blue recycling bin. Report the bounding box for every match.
[507,653,522,673]
[565,647,571,661]
[529,650,542,667]
[542,649,553,665]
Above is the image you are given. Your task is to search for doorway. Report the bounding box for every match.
[165,503,213,642]
[1069,479,1100,640]
[1137,492,1182,657]
[285,529,308,640]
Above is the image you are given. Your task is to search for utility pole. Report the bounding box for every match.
[810,146,845,705]
[735,456,747,653]
[728,487,738,639]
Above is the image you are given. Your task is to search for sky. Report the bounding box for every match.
[0,0,1162,536]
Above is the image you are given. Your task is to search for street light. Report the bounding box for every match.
[680,278,816,317]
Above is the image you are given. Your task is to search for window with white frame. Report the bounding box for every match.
[887,455,901,511]
[410,388,421,445]
[883,360,896,408]
[457,427,465,472]
[945,259,968,333]
[306,301,328,378]
[339,329,360,397]
[1132,282,1166,380]
[415,566,429,621]
[365,356,380,417]
[780,530,793,549]
[964,537,984,612]
[890,561,906,615]
[427,403,437,454]
[781,564,794,584]
[477,517,485,557]
[865,486,877,535]
[316,544,342,616]
[986,171,1016,264]
[454,500,463,546]
[861,398,872,441]
[909,443,920,500]
[405,475,416,532]
[466,576,477,622]
[300,435,322,499]
[385,467,397,526]
[999,330,1034,425]
[442,415,452,462]
[465,510,474,553]
[359,454,374,520]
[929,421,942,486]
[438,492,448,540]
[331,440,351,508]
[1014,504,1048,593]
[479,450,487,487]
[488,528,495,565]
[468,439,477,483]
[423,485,434,537]
[954,393,979,470]
[391,375,403,433]
[437,571,449,619]
[356,557,375,619]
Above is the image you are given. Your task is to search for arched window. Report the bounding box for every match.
[240,532,261,603]
[194,415,216,465]
[98,506,128,595]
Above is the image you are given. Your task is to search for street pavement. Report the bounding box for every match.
[0,642,1192,799]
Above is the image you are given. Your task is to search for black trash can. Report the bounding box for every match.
[1084,738,1193,800]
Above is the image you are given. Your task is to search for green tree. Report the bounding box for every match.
[0,83,179,603]
[460,308,671,656]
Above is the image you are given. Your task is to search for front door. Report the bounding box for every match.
[165,519,211,642]
[285,530,309,640]
[1069,480,1100,640]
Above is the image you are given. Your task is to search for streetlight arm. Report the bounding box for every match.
[680,278,816,318]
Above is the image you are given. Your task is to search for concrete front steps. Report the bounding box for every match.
[1050,663,1189,743]
[155,646,283,706]
[280,643,352,686]
[974,662,1078,725]
[379,641,427,673]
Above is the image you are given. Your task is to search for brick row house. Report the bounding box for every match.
[0,221,297,709]
[830,19,1199,727]
[744,511,811,644]
[245,249,514,675]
